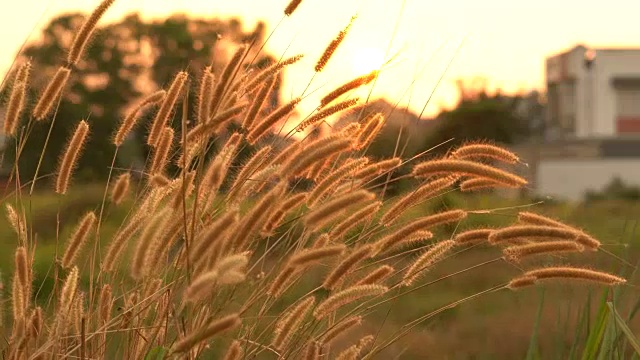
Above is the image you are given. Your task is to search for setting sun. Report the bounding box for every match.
[348,46,386,75]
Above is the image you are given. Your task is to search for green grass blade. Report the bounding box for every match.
[144,346,168,360]
[568,292,592,360]
[581,289,610,360]
[608,302,640,356]
[525,288,545,360]
[597,303,619,360]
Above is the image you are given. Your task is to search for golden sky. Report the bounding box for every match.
[2,0,640,118]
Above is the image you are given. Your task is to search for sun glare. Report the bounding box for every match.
[349,47,386,75]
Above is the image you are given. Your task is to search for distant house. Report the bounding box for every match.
[517,44,640,200]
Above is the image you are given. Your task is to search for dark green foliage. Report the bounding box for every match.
[3,13,277,185]
[585,177,640,203]
[426,97,528,157]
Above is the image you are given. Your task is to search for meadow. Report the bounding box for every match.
[1,183,638,358]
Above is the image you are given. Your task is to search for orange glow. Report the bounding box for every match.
[2,0,640,119]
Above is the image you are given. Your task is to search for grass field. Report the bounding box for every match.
[4,183,638,359]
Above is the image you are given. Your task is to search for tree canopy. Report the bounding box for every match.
[2,13,277,184]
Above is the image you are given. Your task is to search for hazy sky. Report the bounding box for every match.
[2,0,640,117]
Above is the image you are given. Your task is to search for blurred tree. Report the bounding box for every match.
[424,78,534,156]
[2,13,276,185]
[585,177,640,203]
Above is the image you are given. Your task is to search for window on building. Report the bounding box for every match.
[613,78,640,134]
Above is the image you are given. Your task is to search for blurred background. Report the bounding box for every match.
[1,1,640,358]
[3,0,640,201]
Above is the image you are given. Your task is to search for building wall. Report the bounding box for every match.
[536,159,640,200]
[592,50,640,137]
[546,46,640,139]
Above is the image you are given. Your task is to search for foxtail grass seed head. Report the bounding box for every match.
[114,90,166,146]
[321,316,362,344]
[224,340,244,360]
[148,71,187,146]
[313,284,388,319]
[354,265,394,286]
[283,137,354,178]
[518,211,567,228]
[215,253,249,275]
[380,176,456,226]
[453,228,493,245]
[14,247,28,290]
[183,270,220,303]
[315,16,356,72]
[503,241,583,262]
[98,284,113,323]
[284,0,303,15]
[149,126,174,175]
[219,270,247,285]
[329,200,381,239]
[242,75,276,130]
[247,97,301,144]
[231,183,285,249]
[321,71,378,107]
[102,219,142,272]
[169,171,196,209]
[150,173,171,187]
[307,157,369,207]
[450,143,519,164]
[272,296,315,350]
[227,146,273,202]
[61,211,97,268]
[355,157,402,183]
[111,172,131,205]
[66,0,116,66]
[488,225,582,245]
[507,276,538,290]
[304,341,321,360]
[262,192,308,235]
[322,245,373,290]
[131,209,170,279]
[28,307,43,339]
[245,55,303,92]
[520,266,626,286]
[412,159,527,187]
[268,266,298,298]
[190,211,239,266]
[312,233,331,248]
[4,61,30,136]
[209,46,246,115]
[56,120,89,194]
[402,240,456,286]
[170,314,241,354]
[5,203,25,240]
[296,98,359,132]
[15,61,31,84]
[304,190,376,231]
[516,212,601,250]
[54,266,79,335]
[460,178,513,192]
[336,345,360,360]
[197,66,215,124]
[32,66,71,121]
[356,112,385,150]
[11,274,24,321]
[288,244,346,268]
[383,230,434,254]
[375,210,467,254]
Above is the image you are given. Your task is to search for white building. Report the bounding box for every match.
[546,44,640,138]
[519,45,640,201]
